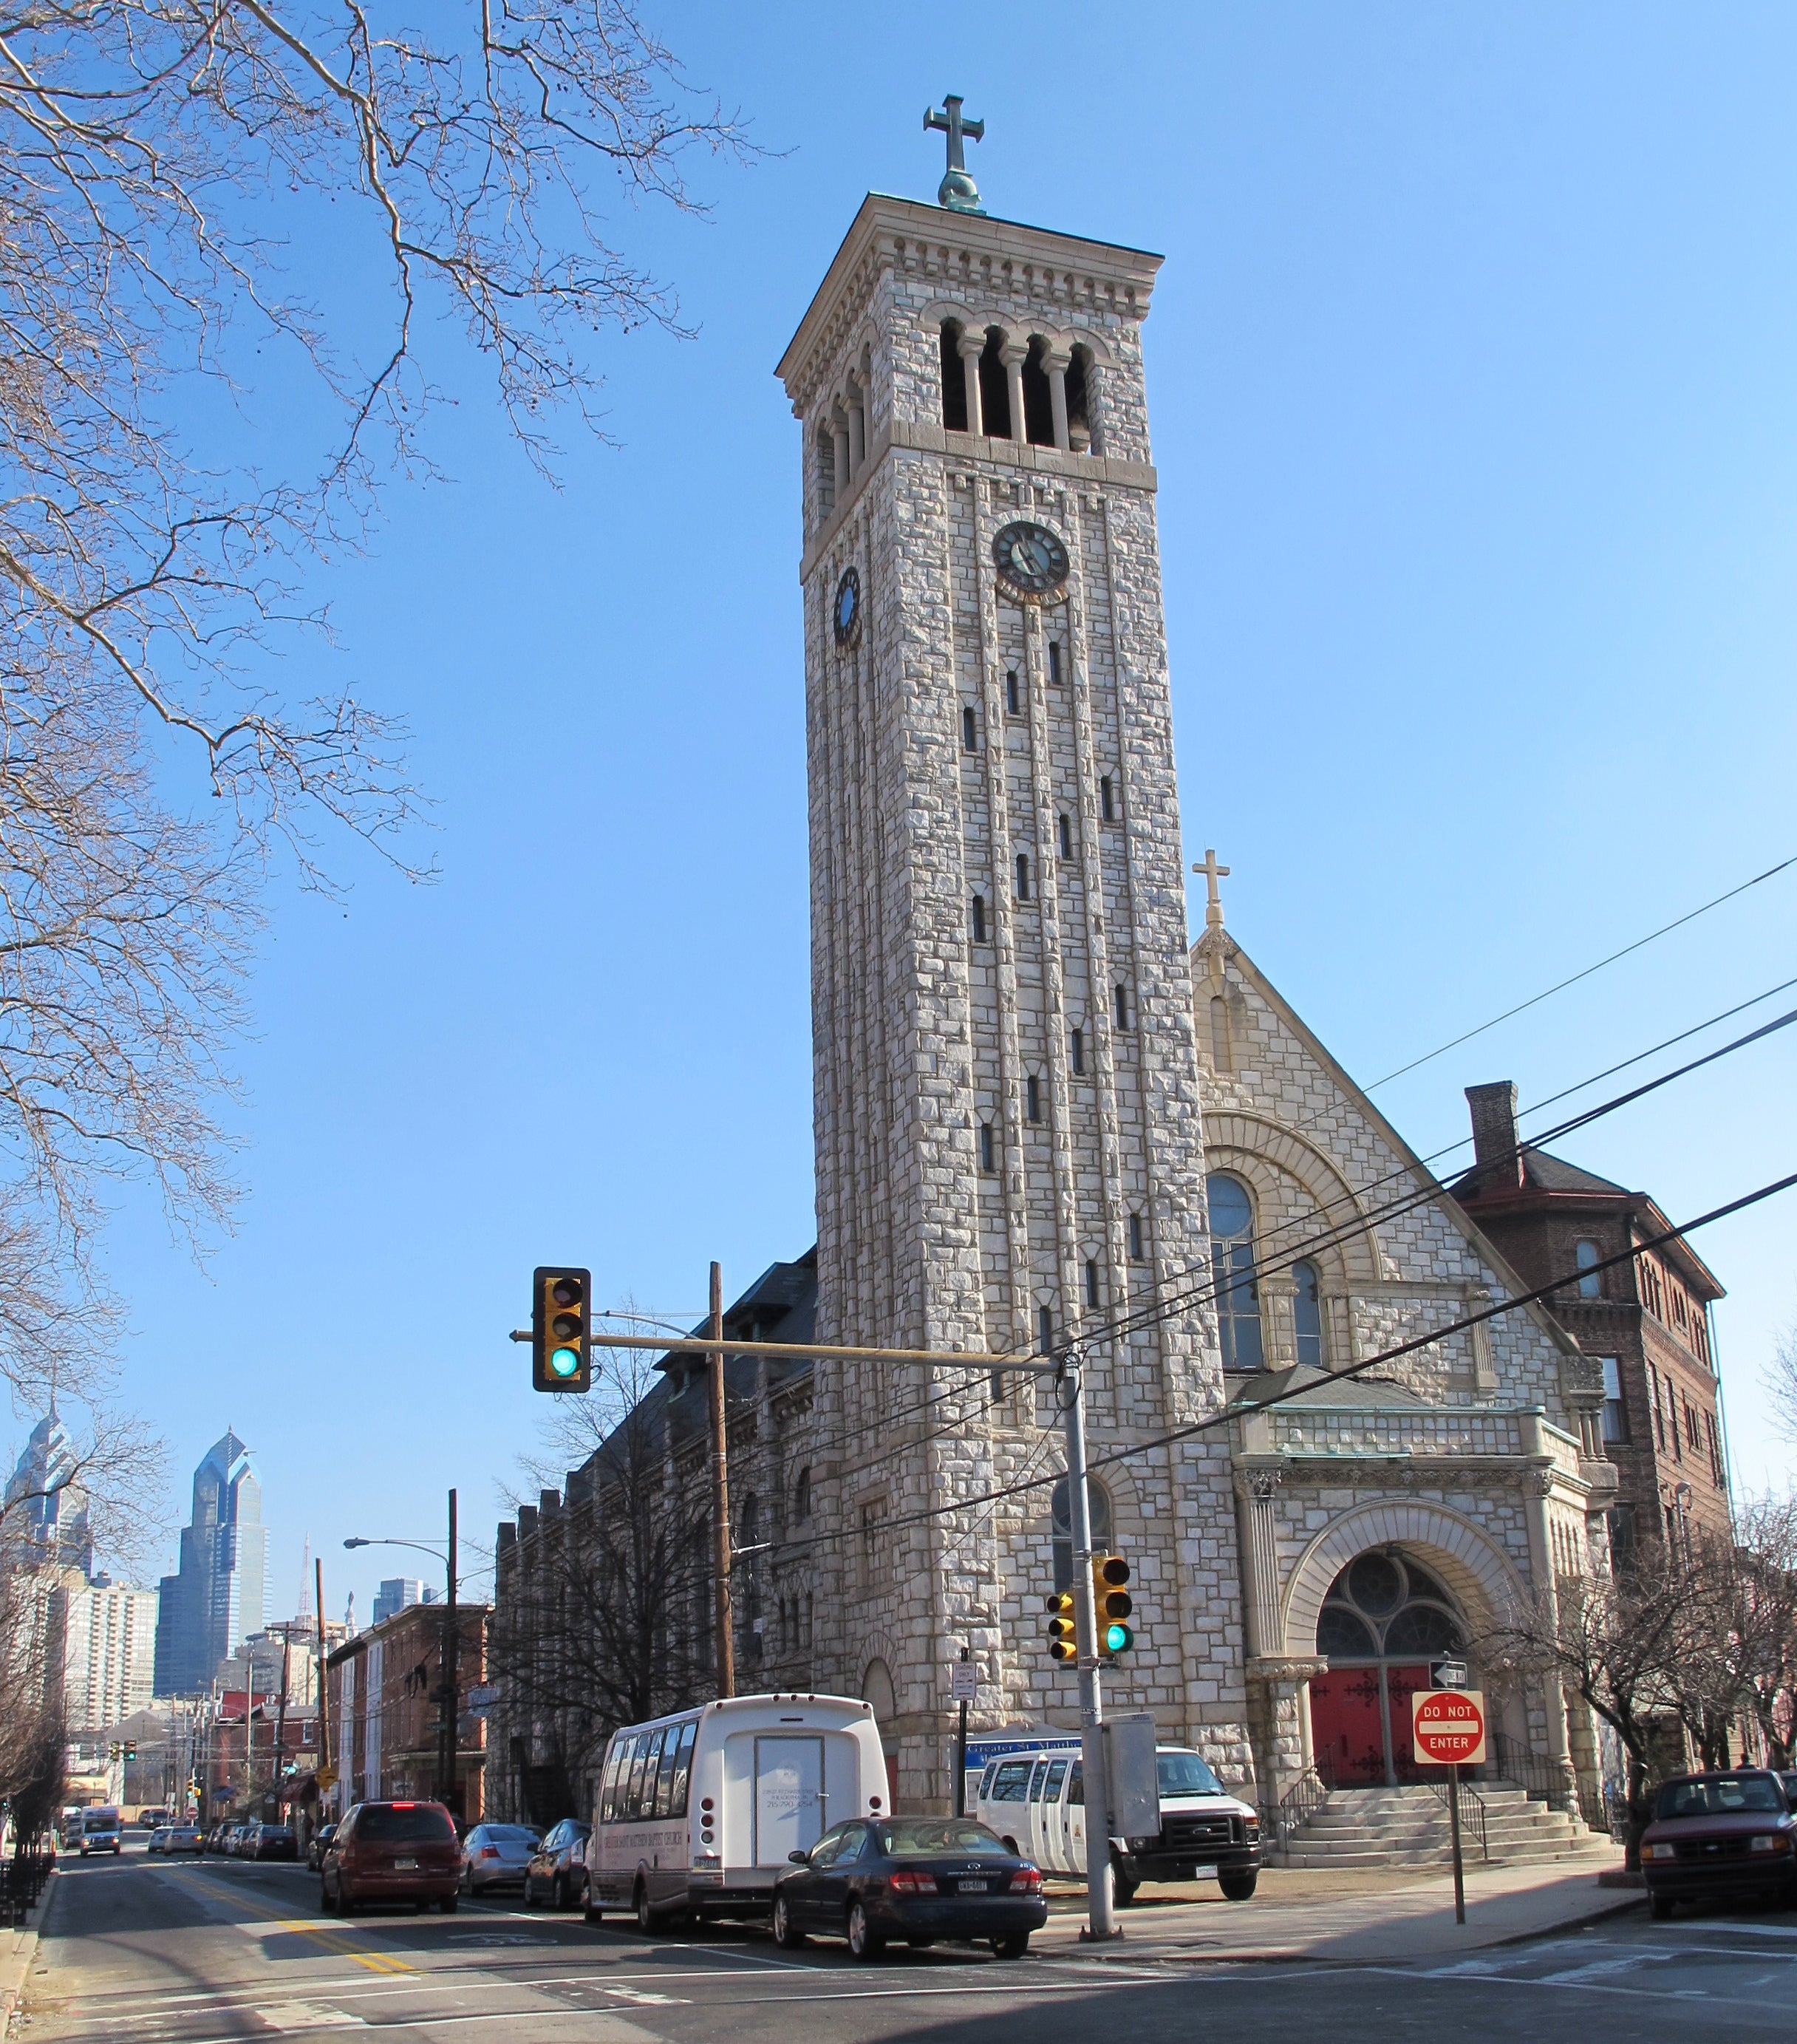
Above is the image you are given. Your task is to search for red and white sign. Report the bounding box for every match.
[1411,1687,1487,1767]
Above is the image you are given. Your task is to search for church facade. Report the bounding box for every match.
[495,165,1653,1830]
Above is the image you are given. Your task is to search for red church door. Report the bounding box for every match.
[1386,1665,1432,1781]
[1307,1667,1386,1785]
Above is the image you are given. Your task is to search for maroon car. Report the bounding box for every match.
[1640,1770,1796,1919]
[321,1801,461,1914]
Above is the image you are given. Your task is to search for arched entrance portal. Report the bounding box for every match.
[1307,1550,1468,1786]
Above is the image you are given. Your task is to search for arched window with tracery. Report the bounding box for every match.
[1050,1476,1114,1590]
[1207,1171,1263,1372]
[1293,1258,1325,1369]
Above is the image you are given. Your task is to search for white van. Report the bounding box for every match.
[976,1745,1261,1902]
[80,1806,123,1857]
[586,1693,888,1932]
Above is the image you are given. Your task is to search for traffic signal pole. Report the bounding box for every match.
[708,1262,735,1700]
[1057,1352,1119,1941]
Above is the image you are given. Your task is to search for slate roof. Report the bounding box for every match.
[1450,1145,1628,1202]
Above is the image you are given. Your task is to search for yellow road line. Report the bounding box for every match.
[163,1865,418,1975]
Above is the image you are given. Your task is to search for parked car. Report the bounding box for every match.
[459,1823,540,1896]
[771,1816,1046,1960]
[137,1808,168,1830]
[524,1819,590,1910]
[1641,1770,1796,1918]
[253,1825,299,1862]
[321,1802,461,1915]
[168,1825,204,1853]
[147,1827,173,1855]
[307,1823,337,1872]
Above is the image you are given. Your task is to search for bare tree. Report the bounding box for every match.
[0,4,753,1301]
[1765,1326,1797,1444]
[492,1346,715,1825]
[1671,1497,1797,1771]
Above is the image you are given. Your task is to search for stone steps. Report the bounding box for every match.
[1276,1781,1617,1873]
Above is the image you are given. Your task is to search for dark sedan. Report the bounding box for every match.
[307,1823,337,1872]
[524,1819,590,1910]
[253,1825,299,1861]
[772,1816,1046,1960]
[1641,1769,1796,1918]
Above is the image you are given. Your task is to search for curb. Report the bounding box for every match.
[0,1870,53,2030]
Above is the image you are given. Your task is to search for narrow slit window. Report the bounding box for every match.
[1128,1212,1143,1261]
[970,894,986,943]
[1069,1027,1084,1075]
[1209,994,1230,1072]
[1006,671,1020,716]
[979,1121,995,1172]
[1114,983,1129,1029]
[962,706,978,752]
[1037,1304,1054,1355]
[1026,1074,1042,1123]
[1085,1259,1099,1309]
[1015,852,1030,902]
[1057,813,1071,859]
[1100,775,1115,822]
[1048,641,1063,686]
[938,320,969,432]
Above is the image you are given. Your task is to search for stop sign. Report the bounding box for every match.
[1411,1687,1487,1766]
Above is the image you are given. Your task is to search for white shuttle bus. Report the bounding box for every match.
[586,1693,888,1932]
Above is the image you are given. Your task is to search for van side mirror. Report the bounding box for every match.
[788,1849,809,1864]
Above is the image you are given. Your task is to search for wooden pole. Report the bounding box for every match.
[709,1262,734,1699]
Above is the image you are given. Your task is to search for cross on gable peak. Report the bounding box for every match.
[1192,848,1231,932]
[924,95,986,216]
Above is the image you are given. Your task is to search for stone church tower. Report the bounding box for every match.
[776,166,1252,1800]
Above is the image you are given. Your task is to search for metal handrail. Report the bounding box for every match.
[1256,1765,1331,1854]
[1490,1733,1581,1817]
[1423,1773,1488,1860]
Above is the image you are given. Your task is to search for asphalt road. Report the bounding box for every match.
[16,1842,1797,2043]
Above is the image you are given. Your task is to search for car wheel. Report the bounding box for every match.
[991,1931,1031,1960]
[459,1866,472,1895]
[846,1900,885,1961]
[583,1902,605,1926]
[439,1893,459,1914]
[1648,1890,1674,1921]
[635,1881,655,1935]
[771,1893,806,1949]
[340,1884,359,1915]
[1219,1872,1258,1902]
[553,1874,569,1911]
[522,1876,536,1909]
[320,1881,336,1916]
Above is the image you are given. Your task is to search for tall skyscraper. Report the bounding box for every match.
[153,1430,267,1695]
[372,1578,435,1625]
[3,1403,95,1578]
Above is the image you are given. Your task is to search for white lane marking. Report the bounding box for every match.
[259,2003,368,2032]
[1361,1963,1793,2012]
[596,1986,687,2006]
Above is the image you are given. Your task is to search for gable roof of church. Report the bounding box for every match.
[1195,932,1583,1363]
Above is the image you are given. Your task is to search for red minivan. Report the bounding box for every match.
[321,1802,461,1914]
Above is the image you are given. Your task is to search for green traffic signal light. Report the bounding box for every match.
[532,1266,591,1394]
[549,1346,581,1379]
[1103,1621,1133,1654]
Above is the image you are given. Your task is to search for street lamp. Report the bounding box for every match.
[344,1490,461,1816]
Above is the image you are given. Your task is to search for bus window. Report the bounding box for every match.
[652,1728,680,1819]
[980,1763,998,1798]
[1043,1759,1068,1800]
[624,1733,652,1820]
[669,1720,697,1817]
[989,1760,1032,1802]
[1068,1760,1083,1806]
[1027,1760,1048,1802]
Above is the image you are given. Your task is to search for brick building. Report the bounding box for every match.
[1453,1081,1729,1564]
[326,1601,489,1825]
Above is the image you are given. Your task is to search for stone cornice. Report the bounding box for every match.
[799,420,1156,584]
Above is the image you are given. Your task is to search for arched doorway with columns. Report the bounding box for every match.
[1306,1550,1468,1785]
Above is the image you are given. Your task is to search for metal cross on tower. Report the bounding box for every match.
[924,95,986,214]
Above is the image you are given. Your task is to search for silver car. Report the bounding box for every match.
[459,1823,540,1895]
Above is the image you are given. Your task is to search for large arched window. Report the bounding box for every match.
[1207,1172,1263,1372]
[1050,1476,1114,1591]
[1293,1258,1325,1370]
[1315,1552,1464,1661]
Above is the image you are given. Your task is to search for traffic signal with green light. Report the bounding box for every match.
[532,1266,591,1394]
[1044,1590,1077,1663]
[125,1742,137,1763]
[1091,1554,1133,1657]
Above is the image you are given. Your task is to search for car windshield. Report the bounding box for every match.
[1157,1752,1225,1797]
[1657,1776,1786,1819]
[359,1805,457,1842]
[874,1819,1013,1859]
[483,1826,539,1845]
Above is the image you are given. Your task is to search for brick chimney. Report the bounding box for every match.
[1464,1081,1524,1190]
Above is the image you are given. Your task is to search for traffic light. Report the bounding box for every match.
[125,1742,137,1763]
[532,1266,591,1394]
[1043,1590,1077,1663]
[1091,1554,1133,1657]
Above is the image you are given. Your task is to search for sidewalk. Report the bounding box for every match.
[0,1867,55,2028]
[1034,1853,1640,1964]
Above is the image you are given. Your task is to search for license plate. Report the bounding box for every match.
[1194,1864,1218,1879]
[394,1858,418,1871]
[958,1878,989,1893]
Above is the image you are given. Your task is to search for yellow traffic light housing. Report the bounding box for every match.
[532,1266,591,1394]
[1091,1554,1133,1657]
[1043,1590,1077,1663]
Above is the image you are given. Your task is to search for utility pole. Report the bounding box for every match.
[315,1556,331,1803]
[708,1262,734,1698]
[274,1626,292,1809]
[437,1488,460,1814]
[1058,1351,1119,1941]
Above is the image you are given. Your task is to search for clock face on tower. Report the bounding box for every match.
[833,566,862,647]
[992,520,1070,599]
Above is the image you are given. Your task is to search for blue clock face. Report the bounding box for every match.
[833,568,861,646]
[993,520,1069,598]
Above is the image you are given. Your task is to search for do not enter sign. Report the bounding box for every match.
[1412,1687,1487,1766]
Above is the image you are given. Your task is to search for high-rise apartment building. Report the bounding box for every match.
[153,1431,267,1695]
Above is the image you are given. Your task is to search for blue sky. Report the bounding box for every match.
[69,3,1796,1617]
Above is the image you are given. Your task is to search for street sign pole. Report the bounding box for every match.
[955,1648,970,1818]
[1449,1761,1464,1925]
[1059,1352,1118,1942]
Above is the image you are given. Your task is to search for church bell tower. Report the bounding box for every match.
[774,114,1251,1802]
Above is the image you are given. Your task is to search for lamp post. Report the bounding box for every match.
[345,1488,461,1815]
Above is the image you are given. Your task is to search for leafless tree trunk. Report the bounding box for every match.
[1765,1329,1797,1445]
[1673,1496,1797,1770]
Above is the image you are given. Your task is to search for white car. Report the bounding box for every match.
[147,1827,173,1855]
